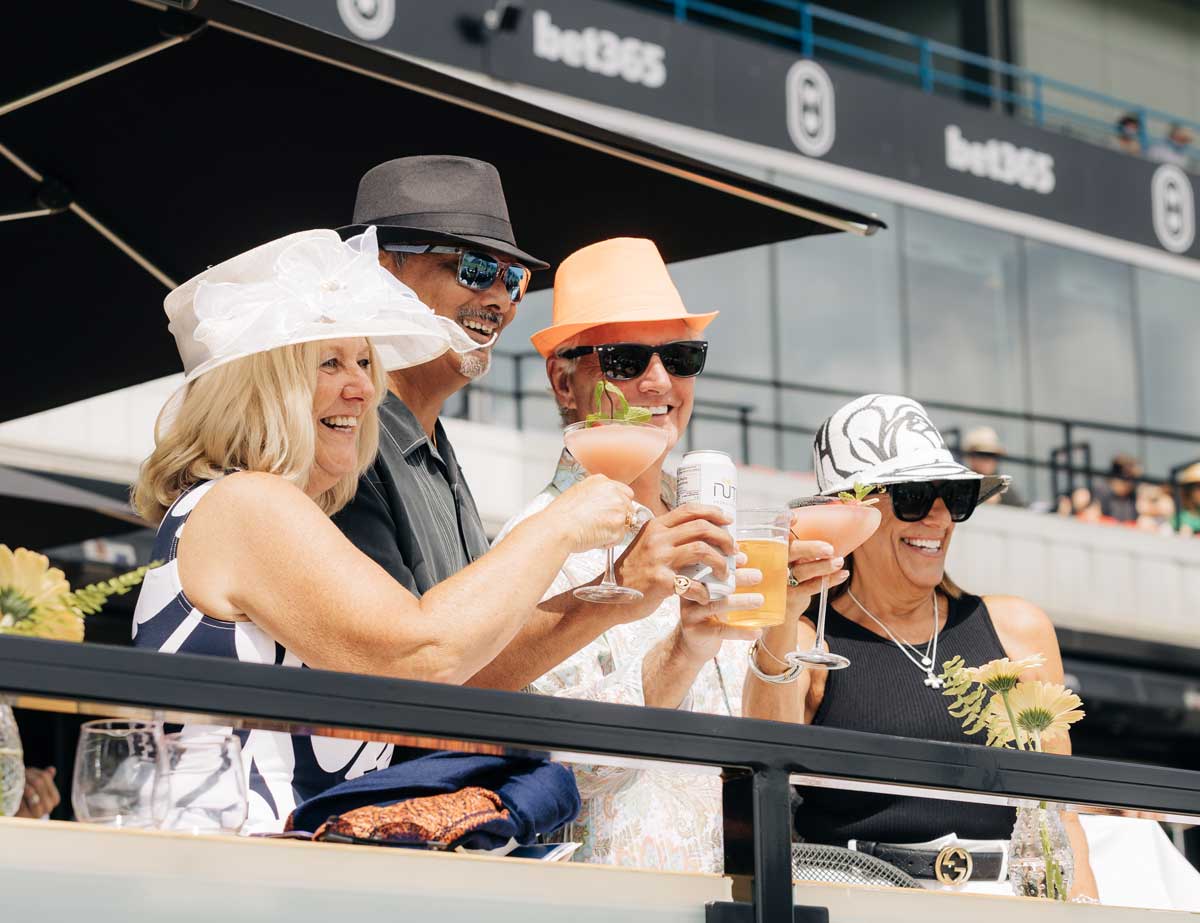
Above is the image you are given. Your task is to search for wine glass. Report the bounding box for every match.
[152,731,248,835]
[786,497,881,670]
[72,719,160,828]
[563,419,668,603]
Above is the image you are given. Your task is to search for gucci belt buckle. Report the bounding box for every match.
[933,845,973,885]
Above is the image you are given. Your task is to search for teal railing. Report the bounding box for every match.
[648,0,1199,161]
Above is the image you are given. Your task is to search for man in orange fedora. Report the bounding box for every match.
[480,238,841,872]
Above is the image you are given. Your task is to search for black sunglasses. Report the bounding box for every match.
[886,480,981,523]
[557,340,708,381]
[390,245,531,303]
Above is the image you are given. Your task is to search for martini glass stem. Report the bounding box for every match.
[601,547,618,591]
[813,574,831,653]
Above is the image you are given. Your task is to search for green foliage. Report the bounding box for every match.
[585,381,651,425]
[939,656,993,741]
[64,562,160,616]
[836,482,881,506]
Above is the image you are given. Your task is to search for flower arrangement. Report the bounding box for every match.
[939,653,1085,901]
[0,545,155,642]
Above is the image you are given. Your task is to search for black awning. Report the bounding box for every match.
[0,0,884,422]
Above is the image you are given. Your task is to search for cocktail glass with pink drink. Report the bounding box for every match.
[564,419,669,602]
[786,497,882,670]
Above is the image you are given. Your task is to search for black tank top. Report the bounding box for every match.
[794,592,1016,844]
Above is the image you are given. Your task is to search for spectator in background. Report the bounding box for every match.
[1136,484,1176,535]
[1092,453,1142,523]
[1147,123,1194,169]
[1115,113,1143,155]
[963,427,1024,507]
[1175,463,1200,535]
[1057,485,1102,523]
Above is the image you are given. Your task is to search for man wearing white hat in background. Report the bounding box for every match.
[484,238,843,872]
[962,426,1024,507]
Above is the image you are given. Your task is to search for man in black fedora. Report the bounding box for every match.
[333,155,546,598]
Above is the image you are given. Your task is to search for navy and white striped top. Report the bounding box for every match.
[132,477,393,833]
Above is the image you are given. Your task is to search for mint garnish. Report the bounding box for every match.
[585,381,651,425]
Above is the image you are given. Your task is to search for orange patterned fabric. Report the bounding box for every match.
[312,787,509,846]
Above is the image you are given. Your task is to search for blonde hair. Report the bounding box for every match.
[132,340,386,523]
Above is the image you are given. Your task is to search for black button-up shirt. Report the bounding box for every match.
[334,393,490,596]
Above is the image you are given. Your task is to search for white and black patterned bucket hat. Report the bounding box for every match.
[812,394,1009,503]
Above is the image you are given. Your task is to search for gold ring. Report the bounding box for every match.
[624,509,638,531]
[673,575,692,596]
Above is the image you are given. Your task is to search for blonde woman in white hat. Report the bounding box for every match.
[130,228,634,832]
[754,394,1098,899]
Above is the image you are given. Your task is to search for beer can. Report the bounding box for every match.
[675,450,738,599]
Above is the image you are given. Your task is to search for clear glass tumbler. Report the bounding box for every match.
[152,731,248,835]
[72,719,160,827]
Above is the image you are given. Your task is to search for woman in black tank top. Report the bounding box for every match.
[743,394,1097,897]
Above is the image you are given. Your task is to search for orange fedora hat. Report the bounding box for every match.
[531,237,718,358]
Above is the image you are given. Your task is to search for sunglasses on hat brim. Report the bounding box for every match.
[557,340,708,381]
[884,480,982,523]
[389,244,531,303]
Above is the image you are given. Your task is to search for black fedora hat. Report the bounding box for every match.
[338,155,549,270]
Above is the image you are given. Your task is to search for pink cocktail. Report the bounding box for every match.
[564,421,668,485]
[563,420,668,602]
[789,503,881,558]
[787,498,882,670]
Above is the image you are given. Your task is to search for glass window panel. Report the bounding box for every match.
[1136,268,1200,478]
[769,173,904,393]
[904,209,1025,412]
[1024,241,1140,493]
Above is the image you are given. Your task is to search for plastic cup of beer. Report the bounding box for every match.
[723,508,791,628]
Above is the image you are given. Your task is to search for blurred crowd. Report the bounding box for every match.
[960,428,1200,538]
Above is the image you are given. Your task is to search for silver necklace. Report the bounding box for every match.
[846,587,944,689]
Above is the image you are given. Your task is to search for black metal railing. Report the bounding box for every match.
[450,350,1200,525]
[4,636,1200,921]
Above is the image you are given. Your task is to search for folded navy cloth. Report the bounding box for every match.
[287,752,580,849]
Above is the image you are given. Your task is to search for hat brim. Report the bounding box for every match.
[336,223,549,270]
[821,461,1010,506]
[182,320,464,383]
[531,310,719,358]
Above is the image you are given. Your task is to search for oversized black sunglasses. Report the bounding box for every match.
[557,340,709,380]
[390,245,531,303]
[886,480,982,523]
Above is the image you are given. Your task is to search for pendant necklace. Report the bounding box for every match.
[846,587,944,689]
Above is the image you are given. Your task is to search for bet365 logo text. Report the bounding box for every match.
[532,10,666,89]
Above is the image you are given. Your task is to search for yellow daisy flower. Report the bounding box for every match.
[967,653,1046,694]
[0,545,82,642]
[986,681,1084,749]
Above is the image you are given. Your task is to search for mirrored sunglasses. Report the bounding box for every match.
[557,340,708,380]
[886,480,981,523]
[390,244,531,303]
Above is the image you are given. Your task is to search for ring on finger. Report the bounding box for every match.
[673,574,692,596]
[624,508,638,531]
[787,568,800,587]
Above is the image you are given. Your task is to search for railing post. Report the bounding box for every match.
[919,39,934,93]
[1063,422,1075,496]
[513,353,524,431]
[739,406,751,464]
[752,768,794,923]
[674,0,687,22]
[1136,107,1149,154]
[1032,74,1044,127]
[799,3,814,59]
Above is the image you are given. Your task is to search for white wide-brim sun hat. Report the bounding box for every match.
[166,226,481,383]
[812,393,1009,504]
